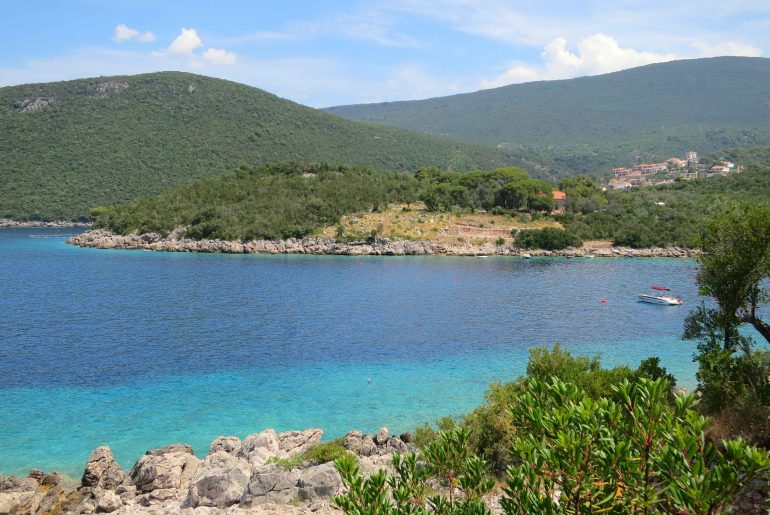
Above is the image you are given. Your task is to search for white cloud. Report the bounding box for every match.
[203,48,237,65]
[113,24,156,43]
[168,28,203,54]
[483,33,679,88]
[691,40,762,57]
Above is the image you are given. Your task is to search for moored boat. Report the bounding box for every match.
[638,285,683,306]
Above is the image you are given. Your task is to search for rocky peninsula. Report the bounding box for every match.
[68,229,698,258]
[0,427,426,515]
[0,219,91,229]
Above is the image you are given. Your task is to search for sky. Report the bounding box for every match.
[0,0,768,107]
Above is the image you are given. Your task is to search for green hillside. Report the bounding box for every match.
[0,72,522,221]
[326,57,770,175]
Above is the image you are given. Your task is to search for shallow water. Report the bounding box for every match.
[1,228,701,476]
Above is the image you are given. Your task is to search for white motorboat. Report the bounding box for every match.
[638,285,683,306]
[522,253,531,259]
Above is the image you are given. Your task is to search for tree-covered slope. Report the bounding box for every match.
[326,57,770,175]
[0,72,521,220]
[92,162,421,240]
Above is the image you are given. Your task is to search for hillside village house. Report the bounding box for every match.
[632,162,668,174]
[552,190,567,212]
[707,161,736,175]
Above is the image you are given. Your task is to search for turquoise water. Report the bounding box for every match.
[1,228,700,477]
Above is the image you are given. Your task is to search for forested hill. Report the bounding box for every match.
[0,72,521,220]
[326,57,770,175]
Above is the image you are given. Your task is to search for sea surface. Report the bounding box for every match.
[1,228,702,477]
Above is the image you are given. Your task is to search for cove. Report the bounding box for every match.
[0,228,699,476]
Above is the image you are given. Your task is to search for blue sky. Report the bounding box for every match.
[1,0,768,107]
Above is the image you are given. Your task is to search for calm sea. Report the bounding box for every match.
[0,228,701,476]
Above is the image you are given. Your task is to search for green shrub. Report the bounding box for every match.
[333,428,495,514]
[267,439,349,470]
[412,416,457,450]
[503,377,770,514]
[334,380,770,514]
[514,227,582,250]
[303,439,349,465]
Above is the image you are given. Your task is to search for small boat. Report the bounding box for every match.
[638,285,683,306]
[522,253,531,259]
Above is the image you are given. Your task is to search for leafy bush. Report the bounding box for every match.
[303,439,349,465]
[333,428,495,514]
[335,379,770,514]
[503,377,770,514]
[514,227,582,250]
[267,439,350,470]
[412,416,458,450]
[462,345,637,471]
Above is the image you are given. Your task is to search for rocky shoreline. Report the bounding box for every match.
[68,229,698,258]
[0,219,91,229]
[0,427,425,515]
[2,426,765,514]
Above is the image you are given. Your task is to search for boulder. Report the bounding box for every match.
[134,488,179,507]
[385,437,409,454]
[279,429,323,457]
[186,451,253,508]
[116,483,136,504]
[238,429,323,467]
[94,488,122,513]
[342,431,363,454]
[35,484,67,514]
[240,464,297,506]
[296,463,342,501]
[0,475,37,493]
[374,427,389,445]
[129,444,200,495]
[399,432,413,444]
[0,491,37,515]
[238,430,280,467]
[360,435,377,457]
[209,435,242,456]
[82,446,126,490]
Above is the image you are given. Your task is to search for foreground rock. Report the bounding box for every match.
[0,427,416,514]
[0,470,79,515]
[130,444,201,506]
[69,229,698,258]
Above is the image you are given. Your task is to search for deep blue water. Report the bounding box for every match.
[1,228,702,477]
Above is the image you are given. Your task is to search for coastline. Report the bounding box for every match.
[0,219,92,229]
[68,229,699,258]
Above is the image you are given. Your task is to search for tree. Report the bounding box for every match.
[684,202,770,350]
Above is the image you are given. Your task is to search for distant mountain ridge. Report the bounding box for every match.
[0,72,520,220]
[326,57,770,174]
